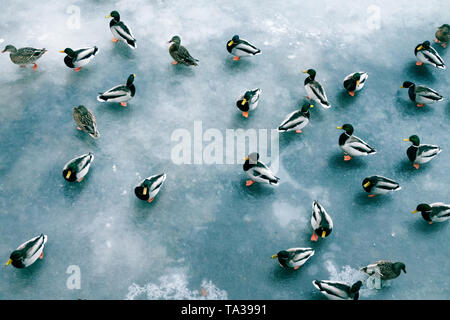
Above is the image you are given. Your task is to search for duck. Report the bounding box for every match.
[362,176,401,198]
[302,69,331,108]
[312,280,362,300]
[59,47,99,72]
[343,72,368,96]
[360,261,406,280]
[73,105,99,138]
[337,124,376,161]
[400,81,443,107]
[310,201,333,242]
[1,45,47,71]
[435,24,450,48]
[414,40,445,69]
[5,234,48,268]
[236,88,261,118]
[403,135,442,169]
[134,173,167,203]
[412,202,450,224]
[226,35,261,61]
[62,152,94,182]
[107,11,136,49]
[97,74,136,107]
[271,248,315,270]
[277,103,313,133]
[243,152,279,187]
[168,35,198,66]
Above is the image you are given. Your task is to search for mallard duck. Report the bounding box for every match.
[5,234,48,268]
[62,152,94,182]
[343,72,368,96]
[310,201,333,242]
[59,47,99,72]
[337,124,376,161]
[412,202,450,224]
[73,105,99,138]
[1,45,47,71]
[236,88,261,118]
[401,81,443,107]
[97,74,136,107]
[435,24,450,48]
[414,40,445,69]
[312,280,362,300]
[226,35,261,61]
[360,261,406,280]
[168,35,198,66]
[271,248,315,270]
[134,173,167,203]
[243,152,279,187]
[362,176,401,198]
[403,135,442,169]
[302,69,331,108]
[277,103,313,133]
[106,11,136,49]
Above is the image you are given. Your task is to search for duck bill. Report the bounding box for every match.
[301,70,308,73]
[244,156,249,161]
[65,171,71,179]
[309,105,314,108]
[336,126,343,130]
[417,45,423,51]
[5,259,12,266]
[59,50,65,53]
[241,98,247,105]
[356,80,360,87]
[133,74,136,78]
[271,254,278,259]
[403,138,410,142]
[400,86,404,88]
[142,187,147,195]
[228,40,234,46]
[363,182,371,188]
[1,49,5,53]
[412,210,418,214]
[106,14,111,18]
[321,231,326,238]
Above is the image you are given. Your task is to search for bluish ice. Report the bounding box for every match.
[0,0,449,300]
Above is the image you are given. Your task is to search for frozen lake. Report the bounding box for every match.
[0,0,449,299]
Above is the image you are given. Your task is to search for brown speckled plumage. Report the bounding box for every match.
[73,105,100,139]
[169,36,199,66]
[2,45,47,66]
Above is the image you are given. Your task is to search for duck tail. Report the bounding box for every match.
[127,39,137,49]
[97,95,107,102]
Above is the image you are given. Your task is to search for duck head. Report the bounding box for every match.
[412,203,433,222]
[301,103,314,113]
[62,168,77,182]
[302,68,316,79]
[243,152,259,171]
[336,123,354,135]
[394,262,407,274]
[403,135,420,146]
[107,10,120,21]
[400,81,415,89]
[416,40,431,51]
[2,45,17,53]
[228,35,240,46]
[59,48,76,57]
[168,35,181,45]
[127,74,136,86]
[271,250,289,266]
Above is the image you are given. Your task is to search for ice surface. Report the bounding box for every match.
[0,0,449,299]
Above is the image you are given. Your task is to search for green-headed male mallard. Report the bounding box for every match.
[403,135,442,169]
[107,11,136,49]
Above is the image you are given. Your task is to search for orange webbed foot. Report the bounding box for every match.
[344,155,352,161]
[39,252,44,259]
[442,43,447,48]
[242,112,249,118]
[112,38,119,43]
[171,61,178,65]
[348,91,355,97]
[246,180,255,187]
[120,102,127,107]
[32,64,38,71]
[74,67,82,72]
[416,103,424,107]
[368,194,376,198]
[311,232,318,242]
[148,197,154,203]
[293,266,300,270]
[413,163,420,170]
[233,56,240,61]
[416,61,423,66]
[295,129,302,133]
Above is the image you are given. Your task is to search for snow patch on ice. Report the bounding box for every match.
[125,273,228,300]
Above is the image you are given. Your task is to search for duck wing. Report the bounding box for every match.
[98,84,130,101]
[415,85,443,101]
[422,48,445,68]
[278,110,307,131]
[346,135,376,154]
[308,81,330,107]
[16,234,46,259]
[175,45,198,65]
